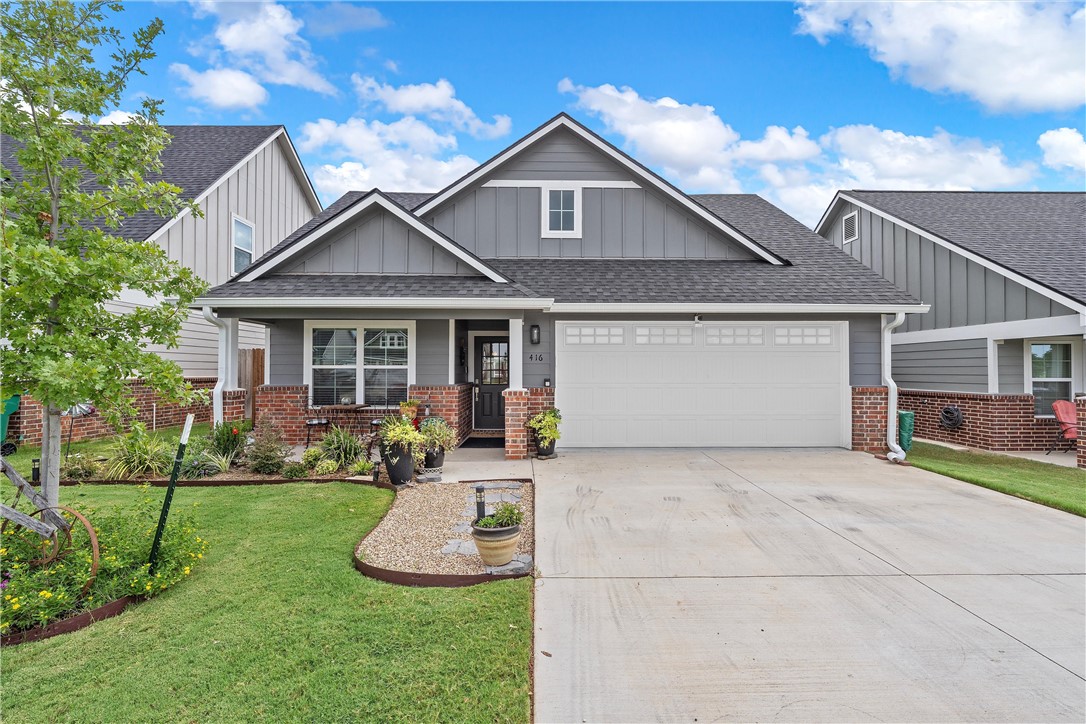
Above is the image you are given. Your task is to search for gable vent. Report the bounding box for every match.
[842,211,859,244]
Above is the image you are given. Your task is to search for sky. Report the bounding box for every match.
[104,1,1086,226]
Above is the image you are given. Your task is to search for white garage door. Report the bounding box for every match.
[554,321,850,447]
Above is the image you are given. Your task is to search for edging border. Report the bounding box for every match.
[1,594,144,647]
[59,477,399,488]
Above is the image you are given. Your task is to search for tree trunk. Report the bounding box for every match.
[40,405,62,506]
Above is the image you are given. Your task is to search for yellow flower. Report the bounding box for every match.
[0,547,7,555]
[11,603,19,610]
[145,582,152,591]
[183,567,191,575]
[3,595,10,601]
[197,553,203,559]
[38,590,52,599]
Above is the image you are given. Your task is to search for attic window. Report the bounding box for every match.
[233,216,254,274]
[541,186,581,238]
[842,211,858,244]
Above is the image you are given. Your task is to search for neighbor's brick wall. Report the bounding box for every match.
[852,386,889,454]
[503,387,556,460]
[6,378,222,446]
[898,390,1059,452]
[1077,398,1085,469]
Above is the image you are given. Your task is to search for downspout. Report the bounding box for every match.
[202,306,226,425]
[882,312,907,463]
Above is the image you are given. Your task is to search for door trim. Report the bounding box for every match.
[469,330,509,430]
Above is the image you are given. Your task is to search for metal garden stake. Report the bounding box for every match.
[148,414,194,574]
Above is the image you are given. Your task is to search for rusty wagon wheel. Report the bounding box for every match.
[1,505,100,599]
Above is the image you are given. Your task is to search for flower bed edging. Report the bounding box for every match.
[59,477,399,488]
[1,594,144,647]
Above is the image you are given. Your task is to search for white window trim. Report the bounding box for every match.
[842,210,859,245]
[231,214,255,276]
[303,320,417,408]
[540,184,582,239]
[1024,337,1079,418]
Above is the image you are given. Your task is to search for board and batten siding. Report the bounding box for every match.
[997,339,1025,394]
[487,127,634,182]
[891,338,989,392]
[823,202,1074,333]
[281,207,476,275]
[160,135,316,288]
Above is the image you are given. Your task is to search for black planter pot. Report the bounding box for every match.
[424,447,445,469]
[535,436,556,457]
[382,445,415,485]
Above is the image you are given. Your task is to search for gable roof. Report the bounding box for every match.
[412,113,788,266]
[818,190,1086,307]
[0,125,321,242]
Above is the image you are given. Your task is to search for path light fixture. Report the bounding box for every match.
[31,458,40,484]
[530,324,541,345]
[475,485,486,521]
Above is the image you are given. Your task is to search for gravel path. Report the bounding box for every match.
[357,480,534,575]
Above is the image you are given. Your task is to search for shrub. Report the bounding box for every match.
[379,415,426,465]
[179,436,217,480]
[319,425,364,469]
[476,502,524,529]
[526,408,562,446]
[420,417,457,452]
[201,450,235,474]
[105,424,173,480]
[313,459,339,476]
[282,462,308,479]
[208,420,251,458]
[0,490,209,634]
[245,422,289,475]
[60,454,101,481]
[300,447,326,469]
[349,458,374,476]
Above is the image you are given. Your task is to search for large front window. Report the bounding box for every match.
[1030,342,1072,416]
[309,324,411,406]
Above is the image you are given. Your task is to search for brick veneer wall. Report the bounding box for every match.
[1077,398,1085,469]
[897,390,1060,452]
[503,387,556,460]
[410,384,474,445]
[6,378,223,447]
[852,386,889,454]
[222,389,248,424]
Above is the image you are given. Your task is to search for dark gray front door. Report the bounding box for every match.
[474,336,509,429]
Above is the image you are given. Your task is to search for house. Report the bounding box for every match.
[1,125,322,444]
[194,114,927,460]
[816,191,1086,460]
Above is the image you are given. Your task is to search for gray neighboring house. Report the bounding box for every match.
[816,190,1086,456]
[194,114,926,459]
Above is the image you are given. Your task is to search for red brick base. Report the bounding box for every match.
[852,386,889,454]
[897,389,1061,453]
[1077,398,1085,469]
[503,388,556,460]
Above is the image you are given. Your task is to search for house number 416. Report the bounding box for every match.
[528,353,545,362]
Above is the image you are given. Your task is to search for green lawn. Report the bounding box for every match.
[909,441,1086,517]
[1,483,532,722]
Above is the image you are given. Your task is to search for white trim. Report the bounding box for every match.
[841,320,852,449]
[236,192,509,283]
[509,318,524,390]
[264,326,272,385]
[447,319,456,385]
[540,185,582,239]
[842,210,859,244]
[302,320,416,407]
[482,179,641,189]
[987,338,999,394]
[192,296,554,310]
[549,302,929,314]
[1023,337,1080,418]
[230,214,255,276]
[414,115,784,265]
[825,193,1086,314]
[891,314,1085,345]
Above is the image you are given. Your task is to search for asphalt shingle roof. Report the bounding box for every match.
[2,125,285,241]
[204,274,533,299]
[844,191,1086,305]
[384,192,433,210]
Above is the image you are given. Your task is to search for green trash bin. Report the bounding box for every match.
[898,410,915,452]
[1,394,21,455]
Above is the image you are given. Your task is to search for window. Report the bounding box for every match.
[565,326,624,345]
[635,326,693,345]
[842,211,858,244]
[307,323,413,407]
[233,216,254,274]
[1029,342,1073,416]
[541,187,581,238]
[706,326,764,345]
[774,326,833,346]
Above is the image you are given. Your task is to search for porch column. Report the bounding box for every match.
[212,316,240,424]
[508,317,524,390]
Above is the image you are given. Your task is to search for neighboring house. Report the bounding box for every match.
[816,191,1086,457]
[194,114,926,459]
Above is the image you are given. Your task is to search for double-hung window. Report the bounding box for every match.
[541,187,581,237]
[308,323,413,407]
[233,216,254,274]
[1029,342,1073,416]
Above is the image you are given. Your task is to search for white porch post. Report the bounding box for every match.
[508,317,524,390]
[223,317,240,390]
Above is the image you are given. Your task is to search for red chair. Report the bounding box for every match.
[1047,400,1078,454]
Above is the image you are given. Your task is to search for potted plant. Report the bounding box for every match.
[419,417,457,469]
[379,415,425,485]
[471,502,524,566]
[526,407,562,458]
[399,399,422,420]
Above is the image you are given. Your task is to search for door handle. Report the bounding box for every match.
[474,380,480,401]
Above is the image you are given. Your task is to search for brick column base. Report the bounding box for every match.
[503,388,556,460]
[1077,398,1085,469]
[222,389,248,423]
[852,386,889,453]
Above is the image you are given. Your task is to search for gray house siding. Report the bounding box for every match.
[415,319,450,385]
[281,207,475,275]
[488,127,633,181]
[891,338,988,392]
[268,320,305,386]
[997,339,1025,394]
[823,202,1074,333]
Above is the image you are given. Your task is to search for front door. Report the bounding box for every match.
[474,336,509,429]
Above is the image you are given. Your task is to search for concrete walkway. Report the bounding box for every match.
[532,448,1085,723]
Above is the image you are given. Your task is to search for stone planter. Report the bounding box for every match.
[470,522,522,566]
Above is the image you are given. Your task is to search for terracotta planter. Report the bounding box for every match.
[471,523,522,566]
[400,405,420,421]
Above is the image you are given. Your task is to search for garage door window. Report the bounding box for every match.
[706,326,764,345]
[635,326,693,345]
[774,326,833,345]
[565,326,624,345]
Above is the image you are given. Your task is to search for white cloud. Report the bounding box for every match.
[383,59,400,74]
[1038,128,1086,172]
[170,64,269,110]
[353,76,511,140]
[795,1,1086,113]
[310,155,479,199]
[97,110,140,125]
[303,3,388,37]
[298,116,458,158]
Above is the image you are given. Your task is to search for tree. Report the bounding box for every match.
[0,1,207,505]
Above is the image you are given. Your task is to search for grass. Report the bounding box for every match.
[909,441,1086,517]
[4,421,212,480]
[0,483,532,722]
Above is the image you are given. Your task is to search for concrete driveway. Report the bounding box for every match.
[532,449,1086,723]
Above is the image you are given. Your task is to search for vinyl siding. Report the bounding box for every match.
[823,202,1074,333]
[891,338,988,392]
[487,127,633,181]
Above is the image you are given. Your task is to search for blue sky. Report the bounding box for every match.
[109,1,1086,224]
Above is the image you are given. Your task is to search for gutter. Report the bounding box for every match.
[201,306,226,424]
[882,312,907,463]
